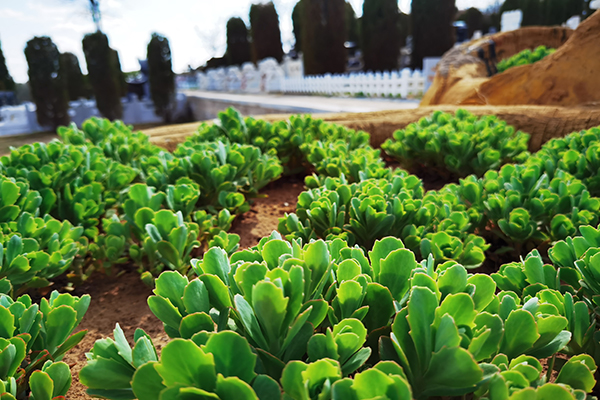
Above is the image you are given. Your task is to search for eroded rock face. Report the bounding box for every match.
[421,10,600,107]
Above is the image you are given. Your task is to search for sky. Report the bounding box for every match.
[0,0,500,83]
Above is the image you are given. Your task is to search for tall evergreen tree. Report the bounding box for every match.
[249,2,284,62]
[59,52,89,101]
[362,0,403,72]
[24,37,69,128]
[460,7,484,38]
[147,33,175,122]
[0,38,15,92]
[226,17,252,65]
[345,3,360,45]
[411,0,456,69]
[292,1,304,52]
[82,31,123,120]
[301,0,347,75]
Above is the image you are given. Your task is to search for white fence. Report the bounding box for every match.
[280,69,425,98]
[192,56,425,98]
[0,93,188,136]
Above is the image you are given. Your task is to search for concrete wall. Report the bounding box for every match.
[187,95,321,120]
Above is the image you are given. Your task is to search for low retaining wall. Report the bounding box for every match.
[146,105,600,153]
[187,94,323,121]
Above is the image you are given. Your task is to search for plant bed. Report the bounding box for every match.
[4,109,600,400]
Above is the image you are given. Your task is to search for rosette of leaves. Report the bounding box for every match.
[188,108,371,175]
[0,177,43,230]
[58,117,163,165]
[474,353,597,400]
[0,291,89,399]
[281,359,413,400]
[529,126,600,197]
[80,325,280,400]
[0,213,84,296]
[130,209,201,278]
[300,140,387,183]
[382,109,530,179]
[494,249,596,357]
[0,142,137,231]
[459,163,600,254]
[497,45,556,74]
[279,173,488,266]
[174,140,282,201]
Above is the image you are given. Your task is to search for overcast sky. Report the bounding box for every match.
[0,0,500,83]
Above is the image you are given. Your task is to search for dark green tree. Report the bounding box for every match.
[24,37,69,128]
[292,0,304,52]
[225,17,252,65]
[361,0,404,72]
[249,2,284,62]
[147,33,175,122]
[82,31,123,120]
[111,49,128,97]
[59,52,90,100]
[301,0,347,75]
[460,7,484,38]
[411,0,456,69]
[345,3,360,44]
[0,38,15,92]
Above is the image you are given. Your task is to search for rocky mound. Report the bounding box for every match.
[421,10,600,107]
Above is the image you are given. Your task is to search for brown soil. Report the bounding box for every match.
[231,176,305,248]
[63,177,303,399]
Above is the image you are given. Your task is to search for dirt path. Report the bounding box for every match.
[63,177,303,399]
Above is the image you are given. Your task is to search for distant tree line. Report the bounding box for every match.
[0,0,594,128]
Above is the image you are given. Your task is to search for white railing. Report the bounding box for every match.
[0,93,189,136]
[191,56,424,98]
[281,69,424,98]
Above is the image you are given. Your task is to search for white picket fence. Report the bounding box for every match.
[281,69,425,98]
[193,56,425,98]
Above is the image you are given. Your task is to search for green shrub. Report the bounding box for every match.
[382,109,530,179]
[0,291,89,399]
[497,45,556,74]
[147,33,175,122]
[24,37,69,129]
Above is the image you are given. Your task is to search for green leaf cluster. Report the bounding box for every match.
[382,109,530,179]
[0,290,89,399]
[497,46,556,74]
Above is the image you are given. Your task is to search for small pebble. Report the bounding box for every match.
[283,202,289,207]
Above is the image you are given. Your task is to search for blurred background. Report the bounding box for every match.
[0,0,596,135]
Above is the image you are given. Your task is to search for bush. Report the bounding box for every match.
[249,2,284,63]
[226,17,252,66]
[59,52,90,101]
[82,32,123,120]
[497,45,556,73]
[300,0,347,75]
[147,33,175,122]
[361,0,403,72]
[24,37,70,129]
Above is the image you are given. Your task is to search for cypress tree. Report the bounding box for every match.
[411,0,456,69]
[249,2,284,62]
[147,33,175,122]
[0,38,15,92]
[461,7,484,38]
[301,0,347,75]
[292,1,304,52]
[362,0,403,72]
[24,37,69,128]
[345,3,360,45]
[82,31,123,120]
[226,17,252,66]
[59,52,89,101]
